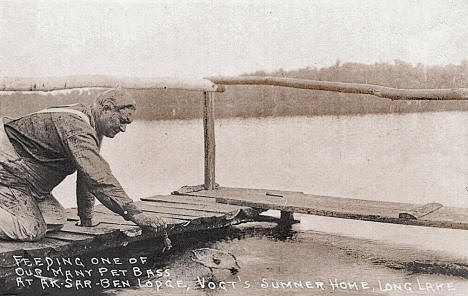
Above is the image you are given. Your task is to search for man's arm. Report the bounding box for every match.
[76,171,96,226]
[64,132,166,231]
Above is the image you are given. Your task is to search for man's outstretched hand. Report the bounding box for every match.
[129,212,167,232]
[130,213,172,251]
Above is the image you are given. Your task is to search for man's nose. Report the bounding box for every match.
[119,124,127,132]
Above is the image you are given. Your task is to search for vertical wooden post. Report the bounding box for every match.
[203,91,216,190]
[279,211,295,226]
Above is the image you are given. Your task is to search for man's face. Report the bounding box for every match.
[97,106,136,138]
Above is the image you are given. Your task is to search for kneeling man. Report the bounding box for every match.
[0,88,167,242]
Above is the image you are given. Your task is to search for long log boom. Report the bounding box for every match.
[0,75,224,92]
[206,76,468,100]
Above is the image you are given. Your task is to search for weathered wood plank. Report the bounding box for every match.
[142,194,217,204]
[206,76,468,100]
[225,187,303,195]
[142,202,227,214]
[140,201,225,218]
[69,204,188,225]
[140,197,251,213]
[189,188,468,230]
[92,205,188,224]
[186,188,411,215]
[183,186,304,198]
[60,221,124,236]
[45,231,95,242]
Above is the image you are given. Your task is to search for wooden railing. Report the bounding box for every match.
[3,75,468,190]
[0,75,224,92]
[206,76,468,101]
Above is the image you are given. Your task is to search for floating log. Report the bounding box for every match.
[0,75,224,92]
[206,76,468,100]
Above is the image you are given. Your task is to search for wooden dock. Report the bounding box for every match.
[0,191,260,282]
[2,185,468,271]
[1,185,468,290]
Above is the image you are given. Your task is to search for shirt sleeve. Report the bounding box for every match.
[76,170,96,223]
[64,132,143,220]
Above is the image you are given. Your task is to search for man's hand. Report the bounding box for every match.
[77,217,100,227]
[129,213,172,251]
[129,212,167,233]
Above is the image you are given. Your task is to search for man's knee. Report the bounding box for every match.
[17,223,47,242]
[0,207,47,242]
[0,185,47,241]
[14,212,47,241]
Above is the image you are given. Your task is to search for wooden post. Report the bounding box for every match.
[279,211,295,226]
[203,91,216,190]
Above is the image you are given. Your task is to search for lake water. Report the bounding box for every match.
[51,112,468,295]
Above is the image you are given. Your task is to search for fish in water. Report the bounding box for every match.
[191,248,240,275]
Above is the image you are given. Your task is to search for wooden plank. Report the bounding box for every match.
[0,75,223,92]
[399,203,444,219]
[68,204,188,226]
[65,204,233,238]
[140,201,225,218]
[186,188,411,216]
[203,91,216,189]
[218,186,303,195]
[142,202,228,214]
[60,220,124,236]
[206,76,468,100]
[192,188,468,230]
[92,205,188,224]
[141,197,251,213]
[142,194,217,204]
[45,231,95,242]
[183,186,304,198]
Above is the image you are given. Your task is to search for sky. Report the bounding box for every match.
[1,0,467,78]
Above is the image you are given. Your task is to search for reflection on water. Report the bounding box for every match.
[49,112,468,294]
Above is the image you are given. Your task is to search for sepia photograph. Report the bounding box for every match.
[1,0,468,295]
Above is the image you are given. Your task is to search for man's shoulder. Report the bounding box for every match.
[45,106,97,141]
